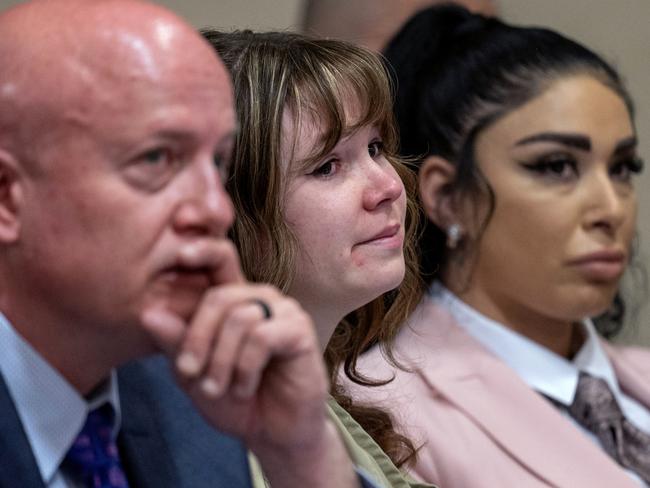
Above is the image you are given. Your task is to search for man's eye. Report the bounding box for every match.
[213,153,223,168]
[142,148,172,165]
[213,153,231,179]
[124,147,179,191]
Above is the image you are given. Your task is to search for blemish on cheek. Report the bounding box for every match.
[351,252,366,267]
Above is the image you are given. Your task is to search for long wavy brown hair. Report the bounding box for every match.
[202,29,423,467]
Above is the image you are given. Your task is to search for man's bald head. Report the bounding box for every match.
[0,0,237,382]
[0,0,231,165]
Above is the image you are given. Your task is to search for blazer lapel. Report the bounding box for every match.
[118,395,180,488]
[0,358,251,488]
[400,299,638,488]
[117,357,252,488]
[0,373,46,488]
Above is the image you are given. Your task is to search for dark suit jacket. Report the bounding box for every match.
[0,356,252,488]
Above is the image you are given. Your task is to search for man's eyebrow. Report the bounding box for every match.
[136,129,201,145]
[514,132,591,151]
[216,129,237,151]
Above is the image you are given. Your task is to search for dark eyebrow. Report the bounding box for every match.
[613,136,637,156]
[514,132,591,151]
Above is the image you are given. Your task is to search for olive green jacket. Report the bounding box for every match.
[249,397,436,488]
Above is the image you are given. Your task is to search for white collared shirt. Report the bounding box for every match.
[0,313,122,488]
[431,283,650,486]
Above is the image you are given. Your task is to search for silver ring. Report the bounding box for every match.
[252,299,272,320]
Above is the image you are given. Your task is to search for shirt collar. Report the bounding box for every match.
[0,313,122,485]
[429,283,622,407]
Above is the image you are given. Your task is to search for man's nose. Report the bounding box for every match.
[173,159,234,236]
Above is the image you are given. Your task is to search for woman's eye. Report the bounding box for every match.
[610,157,644,182]
[310,159,337,177]
[368,140,384,158]
[522,155,578,180]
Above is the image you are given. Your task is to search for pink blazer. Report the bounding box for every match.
[343,296,650,487]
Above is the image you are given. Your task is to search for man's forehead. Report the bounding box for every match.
[76,81,235,164]
[0,0,234,147]
[0,0,229,97]
[69,17,224,88]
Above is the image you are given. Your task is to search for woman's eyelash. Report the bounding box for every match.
[308,136,385,178]
[613,156,644,174]
[369,139,384,157]
[521,156,578,175]
[310,159,337,177]
[520,154,645,183]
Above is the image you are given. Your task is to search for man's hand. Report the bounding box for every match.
[143,283,326,443]
[141,241,358,487]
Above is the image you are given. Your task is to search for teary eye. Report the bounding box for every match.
[310,159,338,177]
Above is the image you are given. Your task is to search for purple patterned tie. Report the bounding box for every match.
[62,404,130,488]
[569,372,650,483]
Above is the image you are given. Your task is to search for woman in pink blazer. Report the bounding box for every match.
[342,5,650,487]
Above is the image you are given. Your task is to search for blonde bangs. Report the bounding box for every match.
[285,40,398,171]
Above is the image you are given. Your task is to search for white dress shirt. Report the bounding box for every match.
[0,313,122,488]
[431,283,650,486]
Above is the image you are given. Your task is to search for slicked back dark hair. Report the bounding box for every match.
[384,4,635,336]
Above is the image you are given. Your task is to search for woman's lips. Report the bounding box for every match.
[567,250,627,282]
[357,224,403,249]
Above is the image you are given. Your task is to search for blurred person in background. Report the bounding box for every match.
[301,0,497,51]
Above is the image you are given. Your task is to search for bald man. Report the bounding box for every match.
[302,0,498,51]
[0,1,371,487]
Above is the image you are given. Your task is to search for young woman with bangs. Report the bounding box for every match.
[201,29,434,488]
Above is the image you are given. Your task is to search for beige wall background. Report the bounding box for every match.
[2,0,648,345]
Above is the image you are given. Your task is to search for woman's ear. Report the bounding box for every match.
[0,149,23,243]
[418,155,458,229]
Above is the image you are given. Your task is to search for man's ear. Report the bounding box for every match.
[418,155,458,229]
[0,150,23,243]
